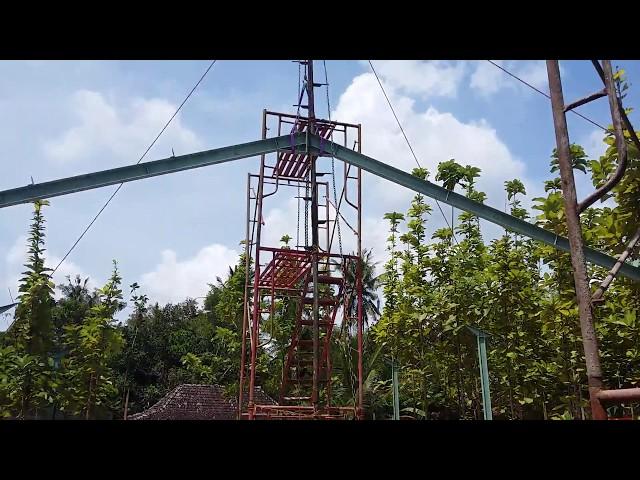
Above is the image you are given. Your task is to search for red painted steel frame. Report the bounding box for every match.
[238,84,364,420]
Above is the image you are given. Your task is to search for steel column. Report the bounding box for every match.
[356,125,364,418]
[477,334,492,420]
[238,173,251,419]
[546,60,606,420]
[306,60,321,410]
[247,110,270,419]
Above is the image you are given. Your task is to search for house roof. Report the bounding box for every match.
[128,384,276,420]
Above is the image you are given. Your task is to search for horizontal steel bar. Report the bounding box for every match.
[597,388,640,404]
[564,89,607,112]
[265,110,361,129]
[309,135,640,283]
[0,134,307,208]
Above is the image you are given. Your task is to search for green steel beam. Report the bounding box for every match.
[467,326,492,420]
[0,134,306,208]
[1,132,637,282]
[309,134,640,283]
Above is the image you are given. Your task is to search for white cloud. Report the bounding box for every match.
[470,60,549,97]
[583,129,608,160]
[2,234,96,307]
[261,198,300,249]
[43,90,202,164]
[369,60,467,99]
[333,72,531,210]
[329,70,541,270]
[139,244,239,305]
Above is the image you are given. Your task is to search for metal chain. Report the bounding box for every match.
[323,60,343,258]
[322,60,355,404]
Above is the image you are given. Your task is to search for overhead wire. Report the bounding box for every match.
[51,60,218,275]
[486,60,608,132]
[367,60,459,245]
[322,59,357,404]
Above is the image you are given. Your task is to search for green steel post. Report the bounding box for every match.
[477,334,492,420]
[392,358,400,421]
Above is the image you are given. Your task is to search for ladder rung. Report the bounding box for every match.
[303,297,337,306]
[300,319,333,326]
[318,275,342,285]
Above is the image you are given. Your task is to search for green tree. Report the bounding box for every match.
[61,261,125,419]
[2,200,56,419]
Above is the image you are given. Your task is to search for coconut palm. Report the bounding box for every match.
[334,248,381,337]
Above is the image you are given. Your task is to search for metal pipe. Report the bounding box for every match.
[547,60,607,420]
[592,226,640,303]
[597,387,640,404]
[392,358,400,420]
[264,110,362,129]
[591,60,640,158]
[578,61,628,214]
[307,59,321,410]
[357,124,364,418]
[477,334,492,420]
[563,89,607,113]
[238,173,251,419]
[248,109,269,418]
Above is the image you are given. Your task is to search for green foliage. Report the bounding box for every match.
[3,118,639,422]
[1,201,57,418]
[60,261,125,419]
[550,144,588,174]
[280,235,292,247]
[371,139,640,420]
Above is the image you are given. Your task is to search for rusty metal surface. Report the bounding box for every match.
[547,60,607,420]
[240,61,364,420]
[578,61,629,214]
[597,388,640,404]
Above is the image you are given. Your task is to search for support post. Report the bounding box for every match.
[247,109,269,419]
[238,173,252,418]
[477,334,492,420]
[307,60,321,410]
[546,60,607,420]
[392,358,400,420]
[356,126,364,418]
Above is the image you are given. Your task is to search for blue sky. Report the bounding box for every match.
[1,60,637,328]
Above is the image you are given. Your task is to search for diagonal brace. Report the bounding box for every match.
[308,134,640,283]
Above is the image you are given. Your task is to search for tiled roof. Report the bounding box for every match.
[129,384,276,420]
